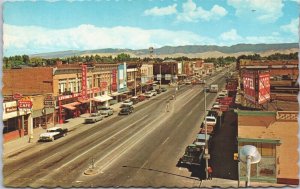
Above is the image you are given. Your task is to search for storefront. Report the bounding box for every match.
[32,108,54,129]
[3,101,31,142]
[93,94,113,108]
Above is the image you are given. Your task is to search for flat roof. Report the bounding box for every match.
[238,111,298,180]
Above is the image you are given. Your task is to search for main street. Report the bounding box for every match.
[4,71,227,188]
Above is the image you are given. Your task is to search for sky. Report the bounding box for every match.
[2,0,299,56]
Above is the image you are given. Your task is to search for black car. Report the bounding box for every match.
[156,88,162,94]
[119,105,134,115]
[161,87,167,92]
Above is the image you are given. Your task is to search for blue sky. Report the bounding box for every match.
[3,0,299,56]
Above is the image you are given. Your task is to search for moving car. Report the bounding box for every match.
[84,112,104,123]
[98,106,114,117]
[119,105,134,115]
[39,127,68,142]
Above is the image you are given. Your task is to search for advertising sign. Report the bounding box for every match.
[81,65,88,99]
[118,63,127,92]
[178,62,182,75]
[112,69,117,92]
[44,94,55,108]
[242,72,255,103]
[258,73,270,104]
[18,101,33,109]
[13,93,23,100]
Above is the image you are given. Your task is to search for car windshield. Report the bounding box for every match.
[99,107,108,110]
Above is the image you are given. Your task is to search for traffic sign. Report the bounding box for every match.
[18,100,33,109]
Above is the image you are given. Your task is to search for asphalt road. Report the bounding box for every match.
[4,71,227,188]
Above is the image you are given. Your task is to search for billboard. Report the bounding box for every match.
[118,63,127,92]
[242,72,255,103]
[258,73,270,104]
[112,69,117,92]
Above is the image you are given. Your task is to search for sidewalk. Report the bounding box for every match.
[2,89,166,157]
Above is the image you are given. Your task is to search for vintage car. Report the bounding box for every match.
[98,106,114,117]
[121,99,134,107]
[39,127,68,142]
[84,112,104,123]
[119,105,134,115]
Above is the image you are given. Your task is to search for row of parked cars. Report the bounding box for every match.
[178,90,228,166]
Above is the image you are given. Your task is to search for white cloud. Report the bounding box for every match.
[280,18,299,35]
[176,0,227,22]
[3,24,215,55]
[227,0,283,22]
[220,29,242,41]
[144,4,177,16]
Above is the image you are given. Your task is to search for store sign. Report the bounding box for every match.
[258,73,270,104]
[13,93,23,100]
[157,74,161,80]
[118,63,127,92]
[112,69,117,92]
[44,94,55,108]
[5,106,17,113]
[18,100,33,109]
[165,74,171,80]
[81,65,88,99]
[58,93,81,101]
[242,72,255,103]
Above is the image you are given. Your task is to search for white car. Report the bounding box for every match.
[84,112,104,123]
[39,127,68,142]
[98,106,114,117]
[121,99,133,106]
[205,116,217,126]
[144,91,154,98]
[151,90,157,96]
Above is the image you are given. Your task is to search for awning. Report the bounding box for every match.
[61,102,80,110]
[78,97,90,103]
[93,95,113,102]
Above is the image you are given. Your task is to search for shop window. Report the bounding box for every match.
[261,143,275,157]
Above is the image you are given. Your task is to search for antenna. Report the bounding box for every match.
[239,145,261,187]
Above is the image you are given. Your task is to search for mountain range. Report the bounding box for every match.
[30,43,299,59]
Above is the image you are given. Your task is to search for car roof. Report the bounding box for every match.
[196,134,211,139]
[47,127,62,130]
[206,116,216,119]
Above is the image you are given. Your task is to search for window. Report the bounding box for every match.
[261,143,275,157]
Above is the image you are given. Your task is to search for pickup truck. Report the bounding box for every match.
[39,127,68,142]
[84,112,104,123]
[178,144,204,166]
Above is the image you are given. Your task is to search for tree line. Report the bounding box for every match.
[3,52,298,69]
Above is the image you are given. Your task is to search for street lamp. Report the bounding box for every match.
[203,80,209,179]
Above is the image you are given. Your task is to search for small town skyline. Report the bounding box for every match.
[3,0,299,56]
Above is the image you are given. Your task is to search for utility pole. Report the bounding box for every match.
[204,81,209,179]
[160,64,162,89]
[134,69,137,96]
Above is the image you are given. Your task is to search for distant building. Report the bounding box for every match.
[237,110,298,185]
[153,59,178,84]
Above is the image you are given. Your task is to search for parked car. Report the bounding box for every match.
[151,90,157,96]
[84,112,104,123]
[98,106,114,117]
[204,86,210,92]
[130,96,139,104]
[119,105,134,115]
[156,88,162,94]
[138,94,146,101]
[205,116,217,126]
[161,87,167,92]
[121,99,133,107]
[39,127,68,142]
[145,91,154,98]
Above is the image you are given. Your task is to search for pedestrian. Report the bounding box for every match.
[207,166,213,180]
[166,100,170,112]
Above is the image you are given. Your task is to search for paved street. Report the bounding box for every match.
[4,73,227,187]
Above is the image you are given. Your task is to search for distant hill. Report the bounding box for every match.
[30,43,299,58]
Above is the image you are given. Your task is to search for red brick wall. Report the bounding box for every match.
[3,67,53,95]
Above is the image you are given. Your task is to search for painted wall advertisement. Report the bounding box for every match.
[178,62,182,75]
[118,63,127,92]
[81,65,88,99]
[112,69,117,92]
[242,72,255,103]
[258,73,270,104]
